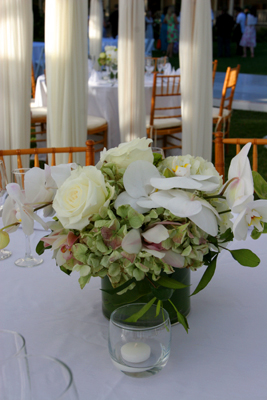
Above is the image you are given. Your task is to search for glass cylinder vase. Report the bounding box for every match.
[101,267,190,325]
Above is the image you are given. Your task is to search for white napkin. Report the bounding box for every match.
[89,69,101,85]
[163,63,172,75]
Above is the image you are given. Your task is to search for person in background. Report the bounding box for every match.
[159,6,168,54]
[145,10,154,40]
[240,6,258,58]
[234,7,246,55]
[216,8,234,57]
[164,6,178,58]
[109,4,119,39]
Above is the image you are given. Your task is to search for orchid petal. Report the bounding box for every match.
[228,143,251,180]
[233,208,248,241]
[142,225,169,244]
[248,200,267,222]
[50,164,77,189]
[121,229,142,254]
[123,160,161,198]
[151,190,202,218]
[115,192,150,214]
[162,250,185,268]
[2,197,19,233]
[190,206,218,236]
[232,194,254,213]
[150,176,203,191]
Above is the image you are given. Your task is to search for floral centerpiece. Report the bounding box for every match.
[1,138,267,332]
[98,45,117,67]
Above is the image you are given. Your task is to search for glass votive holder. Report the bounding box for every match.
[108,303,171,377]
[0,354,79,400]
[0,329,26,363]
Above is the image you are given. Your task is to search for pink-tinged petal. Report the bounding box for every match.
[162,250,185,268]
[142,225,169,244]
[121,229,142,254]
[123,160,161,198]
[55,249,67,266]
[6,183,25,203]
[233,208,248,241]
[144,248,165,258]
[190,206,218,236]
[67,231,79,247]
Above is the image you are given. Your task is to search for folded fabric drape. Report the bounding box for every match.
[89,0,103,71]
[0,0,32,179]
[45,0,88,165]
[118,0,146,142]
[179,0,213,161]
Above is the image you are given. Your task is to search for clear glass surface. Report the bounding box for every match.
[12,168,43,267]
[157,57,165,74]
[151,147,165,159]
[145,58,155,76]
[0,354,79,400]
[110,62,118,82]
[162,57,169,74]
[0,329,26,364]
[108,303,171,377]
[0,161,12,260]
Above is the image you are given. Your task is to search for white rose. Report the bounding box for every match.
[52,166,114,230]
[97,138,153,169]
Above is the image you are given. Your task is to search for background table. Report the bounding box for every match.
[1,225,266,400]
[35,73,181,151]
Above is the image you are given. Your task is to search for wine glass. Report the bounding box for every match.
[151,147,165,159]
[145,58,155,77]
[162,57,169,74]
[110,62,118,83]
[1,354,79,399]
[0,161,12,260]
[157,57,165,74]
[12,168,43,268]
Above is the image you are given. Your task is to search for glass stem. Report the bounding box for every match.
[24,235,33,259]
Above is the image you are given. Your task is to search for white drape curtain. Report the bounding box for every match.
[0,0,32,179]
[179,0,213,161]
[89,0,103,71]
[45,0,88,164]
[118,0,146,142]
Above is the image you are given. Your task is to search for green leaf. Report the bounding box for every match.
[252,171,267,199]
[191,254,218,296]
[156,300,161,317]
[219,228,234,243]
[100,277,136,295]
[78,274,91,289]
[60,266,72,275]
[124,297,157,323]
[151,285,174,301]
[230,249,260,267]
[157,275,189,289]
[36,239,49,255]
[251,223,267,240]
[168,299,189,333]
[163,168,175,178]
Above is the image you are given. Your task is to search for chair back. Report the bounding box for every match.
[218,64,240,117]
[212,59,218,86]
[31,63,36,99]
[149,72,181,127]
[214,131,267,181]
[0,140,95,169]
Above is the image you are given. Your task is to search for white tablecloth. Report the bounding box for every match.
[1,226,267,400]
[35,72,181,151]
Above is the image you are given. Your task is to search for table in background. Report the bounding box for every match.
[1,225,266,400]
[35,73,181,151]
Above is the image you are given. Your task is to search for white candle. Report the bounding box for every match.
[121,342,151,363]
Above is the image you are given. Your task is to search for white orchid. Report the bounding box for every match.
[115,160,220,236]
[149,190,220,236]
[233,199,267,240]
[114,160,161,213]
[225,143,254,209]
[121,225,185,268]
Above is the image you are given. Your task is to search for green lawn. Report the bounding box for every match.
[153,41,267,76]
[217,110,267,180]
